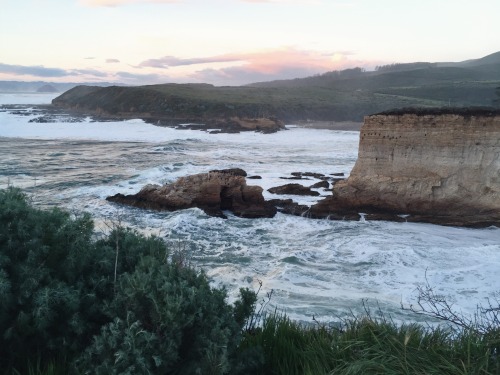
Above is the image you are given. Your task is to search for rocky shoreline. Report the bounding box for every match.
[106,108,500,228]
[2,104,286,134]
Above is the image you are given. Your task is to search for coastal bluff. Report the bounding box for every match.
[51,85,285,133]
[311,108,500,227]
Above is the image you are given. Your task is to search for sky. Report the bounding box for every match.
[1,0,499,86]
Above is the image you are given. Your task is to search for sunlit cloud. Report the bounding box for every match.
[74,69,108,77]
[242,0,322,3]
[140,48,349,71]
[0,48,381,86]
[80,0,318,5]
[0,63,110,81]
[80,0,181,6]
[139,47,371,85]
[0,63,70,78]
[139,55,243,68]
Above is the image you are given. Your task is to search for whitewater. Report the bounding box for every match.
[1,93,499,324]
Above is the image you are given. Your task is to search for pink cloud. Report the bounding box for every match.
[80,0,317,5]
[138,47,379,85]
[141,48,353,71]
[80,0,180,6]
[139,55,243,68]
[241,0,322,3]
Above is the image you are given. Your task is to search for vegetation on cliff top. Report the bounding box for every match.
[1,188,499,374]
[374,106,500,117]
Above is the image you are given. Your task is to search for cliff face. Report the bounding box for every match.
[312,109,500,227]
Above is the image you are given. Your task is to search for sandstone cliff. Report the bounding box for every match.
[311,108,500,227]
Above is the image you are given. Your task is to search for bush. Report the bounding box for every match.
[2,187,498,374]
[0,187,98,370]
[75,255,251,374]
[0,188,256,374]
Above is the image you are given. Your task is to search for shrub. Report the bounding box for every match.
[0,188,257,374]
[75,255,253,374]
[0,187,98,370]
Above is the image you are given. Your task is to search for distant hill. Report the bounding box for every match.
[52,51,500,122]
[0,81,119,94]
[36,84,58,93]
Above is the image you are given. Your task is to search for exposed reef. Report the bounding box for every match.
[310,108,500,227]
[106,168,277,219]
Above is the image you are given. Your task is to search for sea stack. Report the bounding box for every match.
[311,108,500,227]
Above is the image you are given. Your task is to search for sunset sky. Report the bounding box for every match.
[1,0,499,86]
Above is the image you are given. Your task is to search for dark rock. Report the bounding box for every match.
[310,180,330,189]
[268,199,310,216]
[268,183,320,196]
[248,175,262,179]
[106,168,276,219]
[291,172,325,179]
[280,176,308,180]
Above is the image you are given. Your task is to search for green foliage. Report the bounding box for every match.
[0,187,98,370]
[0,188,257,374]
[1,187,499,374]
[75,255,249,374]
[240,313,500,375]
[494,86,500,107]
[240,313,336,375]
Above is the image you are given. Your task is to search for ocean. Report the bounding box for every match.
[1,92,499,324]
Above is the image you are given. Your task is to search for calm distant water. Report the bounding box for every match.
[1,92,499,324]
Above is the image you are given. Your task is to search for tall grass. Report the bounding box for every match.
[240,313,499,375]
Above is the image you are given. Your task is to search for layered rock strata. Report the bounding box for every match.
[106,168,277,218]
[311,108,500,227]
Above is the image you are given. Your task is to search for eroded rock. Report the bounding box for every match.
[107,168,277,218]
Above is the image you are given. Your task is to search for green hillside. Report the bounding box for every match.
[52,52,500,122]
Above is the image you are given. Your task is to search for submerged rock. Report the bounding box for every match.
[106,168,277,219]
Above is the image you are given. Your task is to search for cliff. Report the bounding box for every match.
[311,108,500,227]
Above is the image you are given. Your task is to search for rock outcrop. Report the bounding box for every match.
[310,108,500,227]
[106,168,277,218]
[268,183,320,196]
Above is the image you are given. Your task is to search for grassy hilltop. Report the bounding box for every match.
[52,51,500,123]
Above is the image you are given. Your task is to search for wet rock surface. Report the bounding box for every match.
[106,168,277,218]
[268,183,321,196]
